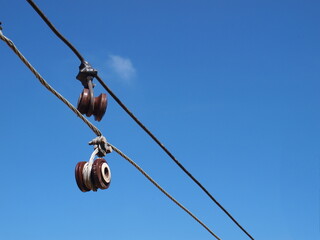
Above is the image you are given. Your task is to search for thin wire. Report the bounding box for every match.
[110,144,221,240]
[0,29,221,240]
[25,1,254,239]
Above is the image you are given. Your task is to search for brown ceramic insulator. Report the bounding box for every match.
[75,161,90,192]
[89,171,98,192]
[91,160,101,189]
[92,158,111,189]
[93,93,107,122]
[92,158,108,189]
[91,158,105,189]
[77,88,94,117]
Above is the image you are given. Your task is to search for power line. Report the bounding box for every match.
[25,1,254,239]
[0,29,221,240]
[26,0,85,63]
[110,144,221,240]
[0,28,101,137]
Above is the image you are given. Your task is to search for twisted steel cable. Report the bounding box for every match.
[110,144,221,240]
[0,30,102,137]
[25,1,254,239]
[0,29,221,240]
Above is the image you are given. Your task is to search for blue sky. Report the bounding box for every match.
[0,1,319,239]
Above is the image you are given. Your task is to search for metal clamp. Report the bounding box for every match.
[76,61,97,88]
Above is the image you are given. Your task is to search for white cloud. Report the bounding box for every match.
[108,55,136,83]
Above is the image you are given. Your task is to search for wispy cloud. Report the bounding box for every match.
[108,55,136,83]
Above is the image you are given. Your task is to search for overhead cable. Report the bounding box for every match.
[0,29,221,240]
[0,28,101,136]
[25,1,254,239]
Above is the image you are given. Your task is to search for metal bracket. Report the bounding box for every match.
[76,61,97,88]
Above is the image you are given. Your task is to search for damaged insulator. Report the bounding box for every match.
[77,88,107,121]
[75,158,111,192]
[76,61,107,121]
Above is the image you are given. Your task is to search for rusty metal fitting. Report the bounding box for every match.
[76,61,97,88]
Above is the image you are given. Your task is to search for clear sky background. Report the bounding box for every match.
[0,1,319,239]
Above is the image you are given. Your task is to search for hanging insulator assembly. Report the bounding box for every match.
[75,158,111,192]
[75,137,112,192]
[76,61,107,121]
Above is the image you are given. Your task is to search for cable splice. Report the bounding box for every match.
[25,1,254,239]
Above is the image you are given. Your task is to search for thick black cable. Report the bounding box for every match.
[98,76,255,240]
[26,0,85,63]
[26,1,254,239]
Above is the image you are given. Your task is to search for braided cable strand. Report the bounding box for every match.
[0,29,221,239]
[109,144,221,240]
[0,30,102,137]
